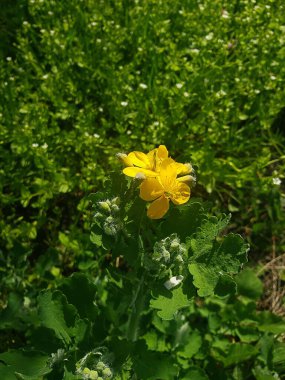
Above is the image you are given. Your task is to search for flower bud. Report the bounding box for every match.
[116,153,133,167]
[164,275,184,290]
[102,367,112,378]
[177,175,196,186]
[170,239,180,250]
[111,197,120,206]
[98,201,111,213]
[89,370,99,380]
[103,223,117,236]
[96,361,106,371]
[94,212,104,221]
[175,254,184,263]
[111,204,120,213]
[182,163,193,174]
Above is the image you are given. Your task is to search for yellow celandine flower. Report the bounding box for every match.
[118,145,192,179]
[139,158,191,219]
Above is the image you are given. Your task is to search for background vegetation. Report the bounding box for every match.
[0,0,285,378]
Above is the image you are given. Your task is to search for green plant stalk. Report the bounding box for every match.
[126,275,146,342]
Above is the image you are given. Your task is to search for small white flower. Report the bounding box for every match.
[153,121,159,126]
[42,143,48,149]
[139,83,147,89]
[183,92,190,97]
[23,21,29,26]
[270,75,276,80]
[176,83,183,89]
[93,133,100,138]
[48,11,53,15]
[164,275,184,290]
[32,143,39,148]
[50,30,55,36]
[91,21,97,26]
[205,32,214,41]
[126,130,132,135]
[96,38,102,43]
[190,48,200,54]
[273,177,281,186]
[98,107,103,112]
[6,57,12,61]
[216,90,227,97]
[42,74,49,80]
[222,10,230,19]
[121,101,128,107]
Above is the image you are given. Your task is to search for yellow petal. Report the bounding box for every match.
[157,145,168,160]
[159,158,177,190]
[175,162,192,175]
[123,167,157,178]
[147,196,169,219]
[170,182,190,205]
[140,178,164,201]
[146,149,157,170]
[128,151,150,168]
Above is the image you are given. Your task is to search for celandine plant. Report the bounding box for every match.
[2,146,284,379]
[87,146,250,376]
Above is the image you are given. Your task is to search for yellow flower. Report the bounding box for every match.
[119,145,193,179]
[140,158,190,219]
[121,145,168,178]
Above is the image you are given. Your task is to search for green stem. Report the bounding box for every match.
[126,275,146,342]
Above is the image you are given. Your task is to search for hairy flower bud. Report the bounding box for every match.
[116,152,133,167]
[102,367,113,378]
[98,201,111,213]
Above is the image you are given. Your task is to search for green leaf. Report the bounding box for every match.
[150,284,192,320]
[0,350,51,379]
[142,330,168,352]
[273,343,285,373]
[252,366,278,380]
[181,366,209,380]
[0,292,23,330]
[90,231,102,246]
[236,268,263,300]
[133,342,178,379]
[161,200,210,240]
[0,364,17,380]
[59,273,97,319]
[257,312,285,334]
[189,233,248,296]
[178,329,202,359]
[38,290,77,345]
[221,343,259,367]
[188,214,231,258]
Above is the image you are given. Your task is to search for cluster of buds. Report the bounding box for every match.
[76,351,113,380]
[80,362,113,380]
[93,197,122,237]
[145,234,187,279]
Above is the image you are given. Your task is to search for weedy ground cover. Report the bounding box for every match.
[0,0,285,379]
